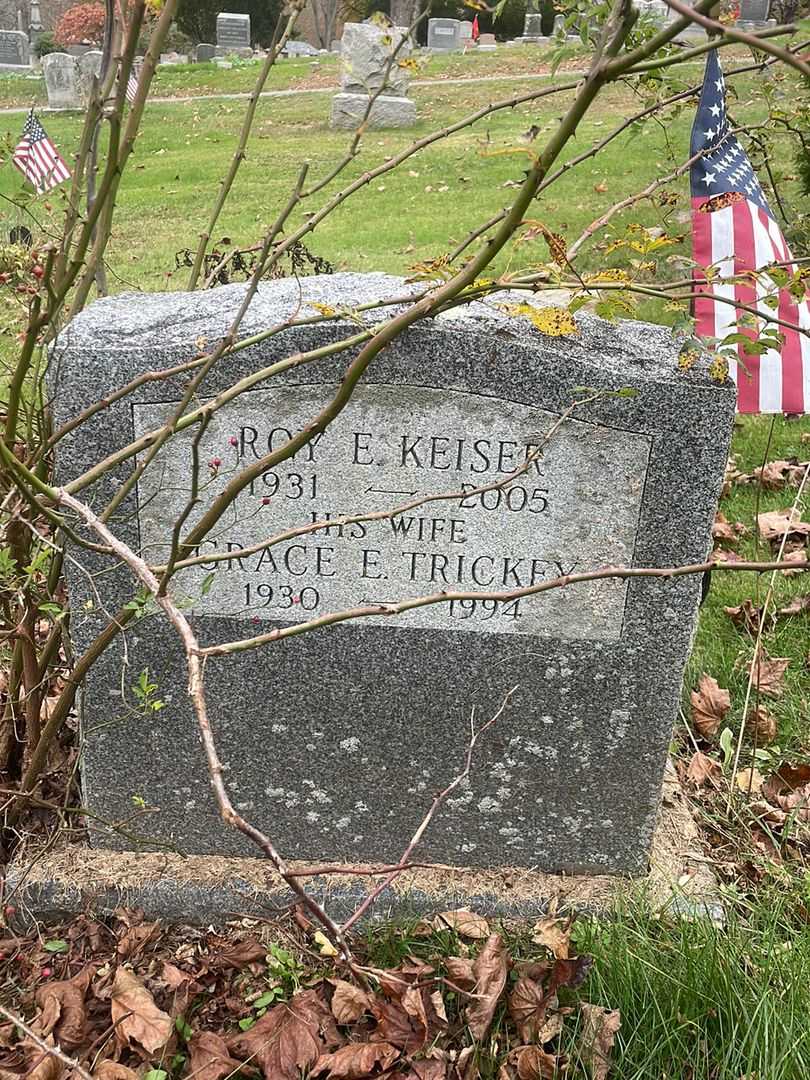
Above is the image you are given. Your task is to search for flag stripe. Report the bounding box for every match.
[690,49,809,414]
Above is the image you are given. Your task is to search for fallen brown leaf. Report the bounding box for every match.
[690,674,731,738]
[207,938,267,970]
[23,1045,64,1080]
[188,1031,244,1080]
[34,965,94,1052]
[712,511,746,544]
[578,1004,621,1080]
[548,955,594,993]
[92,1064,140,1080]
[228,990,334,1080]
[371,998,426,1054]
[686,751,722,788]
[764,763,810,798]
[508,977,551,1043]
[757,508,810,544]
[736,767,764,795]
[777,594,810,617]
[745,705,777,745]
[531,912,570,959]
[330,979,373,1024]
[466,933,509,1040]
[780,549,808,575]
[436,910,490,939]
[443,956,476,990]
[724,599,770,635]
[117,921,160,960]
[509,1044,561,1079]
[773,780,810,822]
[111,967,172,1055]
[312,1040,400,1078]
[749,654,790,697]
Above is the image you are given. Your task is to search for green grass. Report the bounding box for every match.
[0,43,596,109]
[359,892,810,1080]
[0,69,779,299]
[687,414,810,769]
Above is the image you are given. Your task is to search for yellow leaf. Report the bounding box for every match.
[313,930,338,957]
[512,303,578,337]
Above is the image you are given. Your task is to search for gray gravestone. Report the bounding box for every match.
[195,43,216,62]
[522,13,545,40]
[427,18,461,50]
[477,32,497,50]
[42,52,81,109]
[331,22,415,129]
[76,49,103,103]
[0,28,29,66]
[739,0,770,20]
[285,40,320,57]
[51,272,735,875]
[459,21,473,44]
[216,11,250,51]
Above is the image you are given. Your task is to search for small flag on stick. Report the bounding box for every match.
[13,110,71,195]
[125,59,143,104]
[472,14,480,41]
[690,50,810,414]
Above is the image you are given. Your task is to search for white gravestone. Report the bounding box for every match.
[42,52,81,109]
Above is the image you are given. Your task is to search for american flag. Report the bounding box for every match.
[13,110,71,195]
[125,59,142,104]
[691,50,810,414]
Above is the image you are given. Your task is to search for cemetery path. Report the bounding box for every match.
[0,70,590,116]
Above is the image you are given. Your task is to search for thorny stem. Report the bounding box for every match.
[55,489,361,972]
[186,4,304,291]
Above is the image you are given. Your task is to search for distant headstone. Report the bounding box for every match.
[195,43,216,62]
[52,272,735,875]
[284,40,320,57]
[160,51,189,65]
[76,49,103,103]
[331,22,416,129]
[427,18,461,51]
[459,21,473,44]
[216,11,251,51]
[331,39,342,54]
[477,32,497,50]
[522,13,545,39]
[739,0,770,21]
[42,52,81,109]
[0,28,29,66]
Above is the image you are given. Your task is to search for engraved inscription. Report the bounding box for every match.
[132,385,651,639]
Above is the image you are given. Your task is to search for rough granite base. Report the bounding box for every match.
[330,93,416,129]
[6,766,721,928]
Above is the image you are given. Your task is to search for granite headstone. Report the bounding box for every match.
[331,22,415,129]
[216,11,251,51]
[427,18,461,51]
[42,52,81,109]
[76,49,103,103]
[0,28,29,66]
[195,43,216,62]
[52,272,735,875]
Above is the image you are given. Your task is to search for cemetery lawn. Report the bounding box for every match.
[1,58,809,1080]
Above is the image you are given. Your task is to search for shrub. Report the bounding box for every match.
[53,3,106,47]
[33,31,58,58]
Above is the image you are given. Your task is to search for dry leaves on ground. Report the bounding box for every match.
[712,511,747,545]
[578,1004,621,1080]
[690,674,731,738]
[749,653,790,697]
[757,508,810,545]
[685,750,723,788]
[0,910,618,1080]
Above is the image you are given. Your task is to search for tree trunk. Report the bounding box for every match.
[389,0,420,30]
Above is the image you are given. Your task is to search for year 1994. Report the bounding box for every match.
[448,598,522,619]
